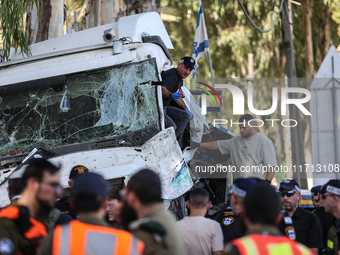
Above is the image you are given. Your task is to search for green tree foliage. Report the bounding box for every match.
[162,0,340,79]
[0,0,42,61]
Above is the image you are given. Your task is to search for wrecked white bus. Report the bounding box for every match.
[0,12,235,218]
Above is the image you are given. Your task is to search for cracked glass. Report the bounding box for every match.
[0,60,159,155]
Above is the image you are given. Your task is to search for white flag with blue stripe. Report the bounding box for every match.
[192,0,210,78]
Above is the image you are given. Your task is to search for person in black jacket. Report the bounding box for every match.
[312,184,335,254]
[161,56,194,139]
[279,179,323,254]
[54,165,88,219]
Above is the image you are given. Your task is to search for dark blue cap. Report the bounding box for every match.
[311,185,321,196]
[179,56,195,69]
[232,178,257,197]
[279,179,300,191]
[72,172,110,202]
[320,179,340,195]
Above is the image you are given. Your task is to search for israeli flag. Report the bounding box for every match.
[192,0,210,78]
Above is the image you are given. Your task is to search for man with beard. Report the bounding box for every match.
[162,56,194,139]
[0,159,61,255]
[313,184,335,255]
[191,114,276,181]
[311,185,321,210]
[39,172,144,255]
[122,168,186,255]
[319,179,340,255]
[279,179,323,254]
[224,183,313,255]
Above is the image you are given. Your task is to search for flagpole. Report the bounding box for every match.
[192,0,215,88]
[206,51,215,88]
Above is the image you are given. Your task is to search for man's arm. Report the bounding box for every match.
[174,98,188,110]
[161,86,172,99]
[199,141,219,150]
[212,222,224,255]
[265,167,275,182]
[161,86,187,110]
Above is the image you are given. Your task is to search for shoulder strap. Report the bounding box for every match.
[45,208,62,232]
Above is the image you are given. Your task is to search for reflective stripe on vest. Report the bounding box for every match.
[52,220,144,255]
[231,234,313,255]
[0,206,47,249]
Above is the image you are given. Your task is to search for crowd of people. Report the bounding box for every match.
[0,157,339,255]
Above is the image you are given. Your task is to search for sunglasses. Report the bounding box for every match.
[278,191,297,197]
[41,181,62,192]
[321,194,334,200]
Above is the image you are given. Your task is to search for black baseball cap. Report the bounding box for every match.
[69,165,89,180]
[179,56,195,69]
[320,179,340,195]
[311,185,322,196]
[279,179,300,191]
[72,172,110,202]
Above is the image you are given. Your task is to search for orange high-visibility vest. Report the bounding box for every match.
[231,233,313,255]
[52,220,144,255]
[0,206,47,250]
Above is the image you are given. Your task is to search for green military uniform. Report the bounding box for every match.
[129,203,187,255]
[0,201,46,255]
[324,218,340,255]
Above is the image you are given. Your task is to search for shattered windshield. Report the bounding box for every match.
[0,60,159,155]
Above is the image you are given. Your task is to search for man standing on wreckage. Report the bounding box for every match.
[191,114,277,183]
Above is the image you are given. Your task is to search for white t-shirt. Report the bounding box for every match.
[217,132,277,179]
[177,216,223,255]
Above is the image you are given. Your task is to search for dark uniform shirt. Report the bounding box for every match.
[161,68,183,107]
[54,196,76,219]
[278,210,296,241]
[215,206,296,244]
[214,205,244,244]
[292,206,323,248]
[313,206,335,253]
